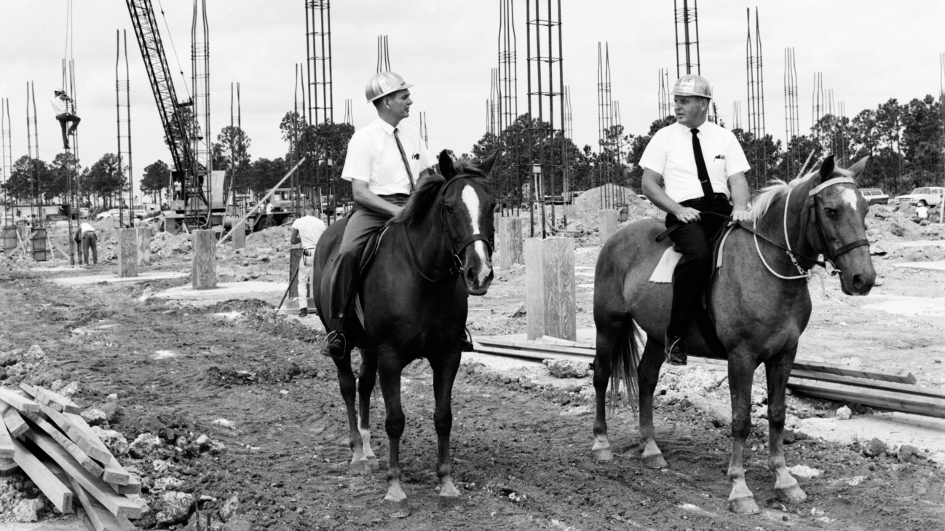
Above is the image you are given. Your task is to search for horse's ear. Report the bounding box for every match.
[845,155,870,178]
[818,155,836,180]
[478,150,500,175]
[438,150,457,179]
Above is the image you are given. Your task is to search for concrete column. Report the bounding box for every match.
[117,228,138,277]
[497,217,524,268]
[599,209,618,245]
[191,230,217,289]
[232,221,246,249]
[524,237,576,341]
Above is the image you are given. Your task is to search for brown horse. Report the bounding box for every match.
[591,155,874,513]
[311,151,496,517]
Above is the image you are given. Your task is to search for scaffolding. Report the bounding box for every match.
[525,0,566,237]
[674,0,701,77]
[116,29,133,227]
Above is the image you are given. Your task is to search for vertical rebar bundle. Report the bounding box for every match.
[343,99,353,125]
[745,7,766,188]
[613,100,626,202]
[812,72,824,135]
[783,48,799,141]
[26,82,39,221]
[497,0,519,217]
[597,42,614,209]
[117,29,134,225]
[191,0,211,219]
[674,0,701,77]
[658,68,672,120]
[306,0,334,125]
[2,99,11,226]
[732,101,741,130]
[488,68,500,135]
[376,35,391,73]
[420,111,428,148]
[525,0,566,238]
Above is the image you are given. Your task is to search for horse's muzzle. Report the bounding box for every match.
[463,244,493,296]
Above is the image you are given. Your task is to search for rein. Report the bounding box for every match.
[656,176,869,280]
[402,175,493,283]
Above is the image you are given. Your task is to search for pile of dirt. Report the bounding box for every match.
[246,225,293,251]
[569,185,661,232]
[150,231,191,259]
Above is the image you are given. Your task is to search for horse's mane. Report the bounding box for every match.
[388,160,491,226]
[748,162,854,220]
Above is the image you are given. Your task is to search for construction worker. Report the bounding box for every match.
[640,74,752,366]
[51,90,80,151]
[289,204,327,305]
[320,71,440,358]
[73,221,98,266]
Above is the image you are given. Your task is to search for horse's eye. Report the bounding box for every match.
[445,205,454,214]
[825,208,838,218]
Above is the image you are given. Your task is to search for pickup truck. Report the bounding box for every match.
[893,187,944,207]
[860,188,889,205]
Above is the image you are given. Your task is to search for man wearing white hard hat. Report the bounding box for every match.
[640,74,752,366]
[321,71,437,359]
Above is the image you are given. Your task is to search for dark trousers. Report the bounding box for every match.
[665,194,732,338]
[326,194,409,329]
[56,113,80,149]
[81,233,98,265]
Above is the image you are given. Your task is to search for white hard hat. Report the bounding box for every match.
[365,71,413,103]
[671,74,713,100]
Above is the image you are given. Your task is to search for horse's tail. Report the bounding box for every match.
[608,321,643,417]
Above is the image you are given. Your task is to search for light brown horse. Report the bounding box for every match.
[591,155,874,513]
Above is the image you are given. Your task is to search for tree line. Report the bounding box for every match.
[2,94,940,210]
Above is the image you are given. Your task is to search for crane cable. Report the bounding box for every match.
[156,0,193,102]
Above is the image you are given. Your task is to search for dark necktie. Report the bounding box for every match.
[393,128,416,192]
[690,128,714,198]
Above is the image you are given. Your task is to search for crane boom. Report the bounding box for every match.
[125,0,195,183]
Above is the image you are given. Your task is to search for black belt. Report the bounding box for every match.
[680,193,728,207]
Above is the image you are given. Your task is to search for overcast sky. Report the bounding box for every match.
[1,1,943,198]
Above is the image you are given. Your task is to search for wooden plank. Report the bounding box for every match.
[23,412,104,478]
[791,361,916,385]
[68,475,137,531]
[790,370,945,400]
[788,378,945,419]
[0,412,14,458]
[63,412,137,491]
[478,338,595,357]
[35,402,113,464]
[496,217,524,268]
[19,383,62,412]
[524,237,576,341]
[0,387,40,412]
[11,435,73,514]
[21,384,81,414]
[0,457,19,476]
[117,228,138,278]
[23,429,142,519]
[1,404,28,437]
[474,344,590,364]
[192,230,217,290]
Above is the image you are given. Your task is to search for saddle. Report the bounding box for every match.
[351,225,392,328]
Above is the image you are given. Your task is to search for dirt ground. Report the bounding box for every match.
[1,202,945,530]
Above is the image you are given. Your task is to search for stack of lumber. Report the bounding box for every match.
[0,384,143,530]
[473,337,945,419]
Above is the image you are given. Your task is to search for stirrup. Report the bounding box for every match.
[320,330,347,360]
[460,327,474,352]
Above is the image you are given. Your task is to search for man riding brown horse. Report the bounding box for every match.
[640,74,753,365]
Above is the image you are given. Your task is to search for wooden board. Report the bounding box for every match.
[790,370,944,399]
[524,237,576,341]
[192,230,217,290]
[0,387,40,412]
[0,412,14,458]
[0,403,28,437]
[117,229,138,278]
[23,430,142,519]
[68,475,137,531]
[21,384,81,414]
[477,338,595,358]
[0,457,18,476]
[11,435,73,514]
[791,361,916,385]
[788,377,945,419]
[23,412,104,478]
[474,344,590,364]
[63,412,138,492]
[497,217,524,269]
[35,402,113,464]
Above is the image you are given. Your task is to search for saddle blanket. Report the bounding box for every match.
[648,225,734,283]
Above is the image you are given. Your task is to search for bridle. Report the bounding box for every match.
[403,174,494,283]
[753,175,869,280]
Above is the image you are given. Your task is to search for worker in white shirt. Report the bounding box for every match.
[51,90,81,151]
[73,221,97,266]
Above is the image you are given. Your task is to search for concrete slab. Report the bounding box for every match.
[893,261,945,272]
[861,294,945,317]
[154,280,286,306]
[48,270,187,286]
[799,412,945,457]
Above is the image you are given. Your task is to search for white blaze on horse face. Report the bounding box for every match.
[461,185,492,284]
[840,188,859,211]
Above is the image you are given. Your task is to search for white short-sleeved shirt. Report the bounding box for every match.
[640,121,751,204]
[79,222,95,234]
[341,118,436,196]
[291,215,326,248]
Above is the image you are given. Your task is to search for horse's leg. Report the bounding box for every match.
[430,349,463,507]
[726,352,761,514]
[591,317,622,461]
[332,351,367,474]
[638,338,668,469]
[377,351,410,518]
[357,350,380,471]
[764,346,807,504]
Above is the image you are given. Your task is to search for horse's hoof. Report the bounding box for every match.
[729,496,760,514]
[348,459,369,474]
[776,485,807,503]
[592,447,614,461]
[384,498,411,518]
[438,495,463,509]
[365,457,380,471]
[642,453,668,469]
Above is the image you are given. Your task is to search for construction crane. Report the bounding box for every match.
[125,0,214,229]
